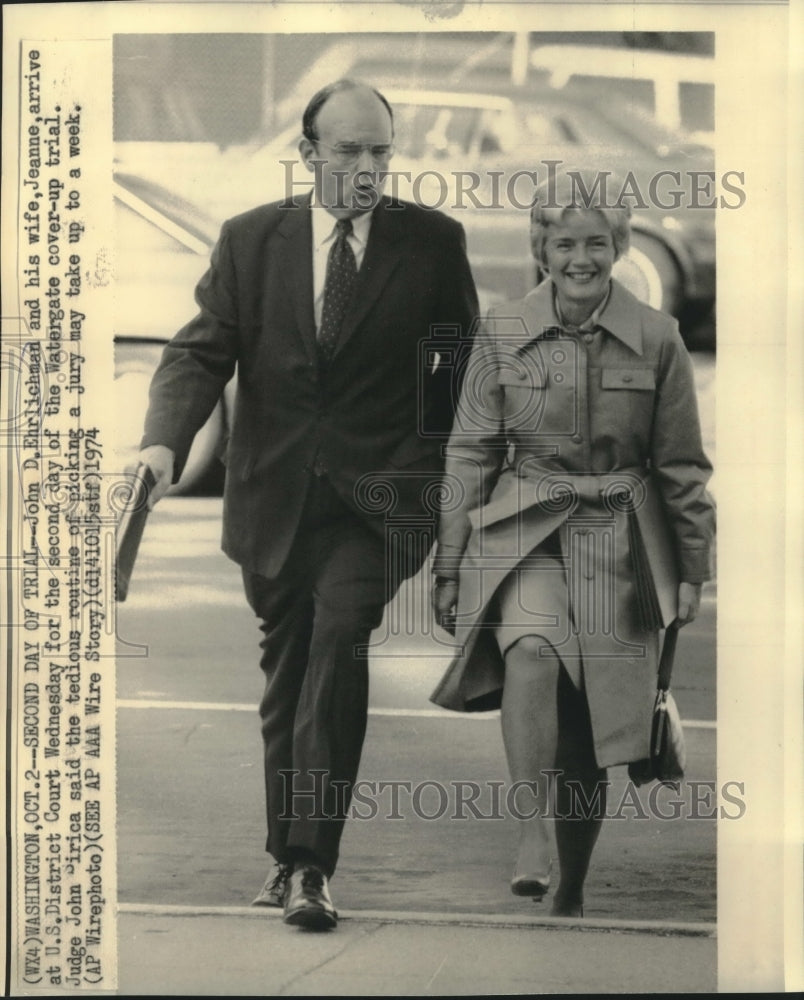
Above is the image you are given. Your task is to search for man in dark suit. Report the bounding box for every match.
[137,79,478,930]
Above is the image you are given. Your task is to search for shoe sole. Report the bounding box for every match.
[283,907,338,931]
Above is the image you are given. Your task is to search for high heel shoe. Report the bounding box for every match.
[511,871,551,899]
[511,856,552,899]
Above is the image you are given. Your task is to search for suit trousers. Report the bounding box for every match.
[242,474,389,878]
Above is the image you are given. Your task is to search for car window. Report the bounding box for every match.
[394,103,481,158]
[477,106,543,155]
[529,102,634,151]
[586,99,712,159]
[396,102,556,160]
[520,109,581,146]
[560,75,657,115]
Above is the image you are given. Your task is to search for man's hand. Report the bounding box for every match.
[432,577,459,635]
[676,581,703,626]
[135,445,175,509]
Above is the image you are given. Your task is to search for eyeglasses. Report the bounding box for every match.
[312,140,395,165]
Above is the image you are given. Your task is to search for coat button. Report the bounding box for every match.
[584,333,594,344]
[571,433,582,443]
[622,374,633,383]
[553,372,564,383]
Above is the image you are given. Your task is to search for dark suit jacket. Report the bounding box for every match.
[142,194,479,578]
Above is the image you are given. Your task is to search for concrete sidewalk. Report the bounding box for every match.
[117,905,717,995]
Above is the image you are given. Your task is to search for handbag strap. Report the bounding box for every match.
[657,621,680,691]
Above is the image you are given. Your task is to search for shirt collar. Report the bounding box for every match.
[553,283,611,332]
[311,202,372,251]
[522,278,645,356]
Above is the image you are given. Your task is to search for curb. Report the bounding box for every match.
[118,902,716,938]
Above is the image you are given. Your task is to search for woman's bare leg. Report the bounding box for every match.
[500,637,561,893]
[551,668,607,917]
[550,770,606,916]
[501,638,605,914]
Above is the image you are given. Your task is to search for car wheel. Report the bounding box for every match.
[614,234,683,315]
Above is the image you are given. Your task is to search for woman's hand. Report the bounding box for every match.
[432,577,459,635]
[676,581,703,626]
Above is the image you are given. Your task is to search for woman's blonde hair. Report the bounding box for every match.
[529,168,632,267]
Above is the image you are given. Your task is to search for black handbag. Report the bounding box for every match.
[629,623,686,786]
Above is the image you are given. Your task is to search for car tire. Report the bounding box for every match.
[614,234,683,316]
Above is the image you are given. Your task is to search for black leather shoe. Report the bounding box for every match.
[252,863,291,907]
[283,866,337,930]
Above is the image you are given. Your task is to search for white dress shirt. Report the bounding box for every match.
[311,204,372,329]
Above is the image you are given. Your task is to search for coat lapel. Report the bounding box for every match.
[519,278,646,355]
[276,196,318,366]
[332,198,406,358]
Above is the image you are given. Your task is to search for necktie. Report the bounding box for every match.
[317,218,357,363]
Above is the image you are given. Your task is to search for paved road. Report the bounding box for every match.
[114,493,716,925]
[116,909,717,996]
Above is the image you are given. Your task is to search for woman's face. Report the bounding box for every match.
[542,211,616,317]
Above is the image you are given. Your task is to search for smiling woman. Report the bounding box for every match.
[532,201,626,326]
[542,216,616,322]
[430,168,715,918]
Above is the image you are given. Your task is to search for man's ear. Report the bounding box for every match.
[299,137,318,174]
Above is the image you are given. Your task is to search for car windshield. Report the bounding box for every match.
[388,91,710,167]
[392,99,576,160]
[589,97,713,158]
[393,103,481,158]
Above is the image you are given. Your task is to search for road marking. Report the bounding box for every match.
[426,953,450,991]
[118,901,716,937]
[116,699,716,728]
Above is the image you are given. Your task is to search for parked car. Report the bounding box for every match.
[370,84,716,330]
[115,81,716,492]
[261,36,716,339]
[527,43,715,146]
[135,82,714,340]
[114,172,230,494]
